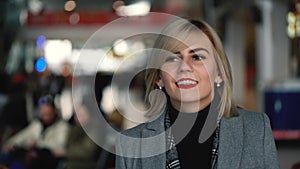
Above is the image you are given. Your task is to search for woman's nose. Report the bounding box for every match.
[178,59,193,72]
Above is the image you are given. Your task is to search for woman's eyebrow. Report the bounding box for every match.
[189,48,209,54]
[173,51,181,55]
[172,48,209,55]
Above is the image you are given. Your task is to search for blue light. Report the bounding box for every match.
[35,57,47,72]
[36,35,46,49]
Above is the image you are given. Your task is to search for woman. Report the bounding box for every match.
[115,18,280,169]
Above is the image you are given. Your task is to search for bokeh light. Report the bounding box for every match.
[35,57,47,72]
[36,35,46,49]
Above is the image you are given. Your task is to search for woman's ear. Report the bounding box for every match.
[155,79,164,88]
[155,75,164,88]
[214,75,223,84]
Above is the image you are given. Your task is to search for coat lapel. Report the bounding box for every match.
[139,109,245,169]
[217,115,244,169]
[141,112,167,168]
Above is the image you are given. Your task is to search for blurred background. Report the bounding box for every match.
[0,0,299,168]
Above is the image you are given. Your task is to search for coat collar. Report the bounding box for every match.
[141,108,244,169]
[144,109,166,133]
[141,110,167,168]
[217,114,244,169]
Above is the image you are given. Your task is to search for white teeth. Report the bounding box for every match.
[177,80,197,85]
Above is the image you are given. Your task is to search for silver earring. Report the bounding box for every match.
[216,83,221,88]
[159,86,162,90]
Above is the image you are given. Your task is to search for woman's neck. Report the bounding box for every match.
[170,100,212,113]
[168,101,211,126]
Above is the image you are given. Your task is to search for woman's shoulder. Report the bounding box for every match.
[120,112,165,138]
[236,107,271,128]
[237,107,268,120]
[120,122,148,137]
[219,108,273,142]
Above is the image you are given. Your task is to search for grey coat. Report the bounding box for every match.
[116,108,280,169]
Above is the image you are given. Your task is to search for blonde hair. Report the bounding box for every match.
[145,19,238,118]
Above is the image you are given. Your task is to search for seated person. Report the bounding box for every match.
[1,94,69,169]
[62,103,100,169]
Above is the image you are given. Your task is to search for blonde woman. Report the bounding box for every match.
[116,19,280,169]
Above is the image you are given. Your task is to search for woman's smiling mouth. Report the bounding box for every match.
[175,78,199,89]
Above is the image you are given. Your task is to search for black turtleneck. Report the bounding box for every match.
[168,104,215,169]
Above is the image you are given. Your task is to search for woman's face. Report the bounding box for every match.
[156,31,222,112]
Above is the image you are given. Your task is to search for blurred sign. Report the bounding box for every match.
[264,80,300,140]
[26,11,119,25]
[25,11,171,26]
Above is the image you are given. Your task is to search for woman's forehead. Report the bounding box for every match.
[167,31,212,52]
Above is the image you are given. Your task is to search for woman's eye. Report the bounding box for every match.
[165,56,180,62]
[192,55,205,61]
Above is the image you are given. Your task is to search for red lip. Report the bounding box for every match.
[175,78,198,89]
